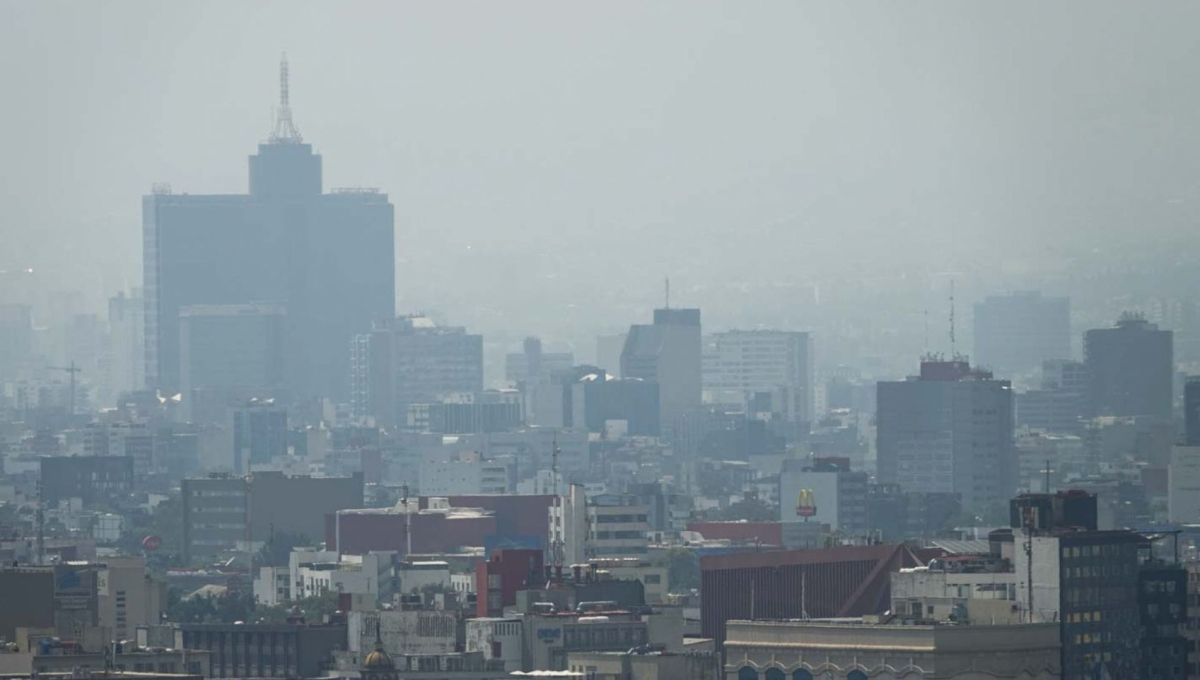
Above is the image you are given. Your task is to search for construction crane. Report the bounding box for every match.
[47,361,82,416]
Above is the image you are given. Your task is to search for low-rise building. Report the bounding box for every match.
[465,618,523,672]
[723,618,1060,679]
[890,554,1017,624]
[567,649,717,680]
[521,610,649,672]
[253,565,291,606]
[587,557,668,604]
[1,648,211,678]
[292,551,394,600]
[419,451,516,496]
[348,609,461,657]
[179,621,346,679]
[585,495,651,558]
[97,557,167,643]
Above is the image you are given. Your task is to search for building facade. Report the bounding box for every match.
[1084,314,1173,420]
[621,308,701,436]
[973,291,1070,376]
[350,316,483,428]
[703,330,813,425]
[877,360,1015,515]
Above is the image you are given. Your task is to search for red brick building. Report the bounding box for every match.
[475,548,544,617]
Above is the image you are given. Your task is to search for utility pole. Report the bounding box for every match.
[1024,511,1035,623]
[949,280,957,359]
[401,483,412,558]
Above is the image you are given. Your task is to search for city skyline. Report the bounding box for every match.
[0,4,1197,679]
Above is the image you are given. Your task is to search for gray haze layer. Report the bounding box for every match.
[3,0,1200,374]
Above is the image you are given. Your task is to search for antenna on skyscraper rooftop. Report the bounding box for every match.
[270,53,303,143]
[949,279,957,359]
[664,277,670,309]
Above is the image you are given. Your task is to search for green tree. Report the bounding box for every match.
[256,529,311,567]
[118,495,184,570]
[166,589,259,624]
[718,497,776,522]
[666,546,700,592]
[255,591,340,623]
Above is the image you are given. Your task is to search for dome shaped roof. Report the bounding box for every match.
[362,645,394,670]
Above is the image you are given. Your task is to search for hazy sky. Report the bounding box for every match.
[3,1,1200,370]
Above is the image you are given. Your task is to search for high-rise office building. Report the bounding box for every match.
[620,308,701,435]
[144,57,394,402]
[973,291,1071,375]
[233,399,288,472]
[877,359,1016,513]
[594,333,628,378]
[1184,376,1200,446]
[181,471,363,563]
[505,337,573,385]
[1016,360,1090,434]
[1084,314,1173,420]
[1009,492,1147,679]
[179,303,286,423]
[703,329,813,425]
[350,316,483,428]
[105,289,145,403]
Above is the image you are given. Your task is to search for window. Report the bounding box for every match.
[738,668,758,680]
[847,671,868,680]
[765,669,785,680]
[793,671,813,680]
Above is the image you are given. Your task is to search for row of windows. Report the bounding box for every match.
[1064,544,1129,559]
[1067,610,1103,623]
[1065,564,1134,579]
[593,514,649,523]
[592,531,646,540]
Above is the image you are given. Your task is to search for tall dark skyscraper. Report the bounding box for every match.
[973,291,1070,376]
[143,57,394,402]
[1084,314,1173,420]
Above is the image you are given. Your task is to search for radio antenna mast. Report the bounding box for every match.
[949,280,957,359]
[270,53,302,143]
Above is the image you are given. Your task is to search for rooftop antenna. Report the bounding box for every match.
[949,280,957,359]
[270,53,302,143]
[664,277,670,309]
[923,308,929,354]
[1023,508,1034,623]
